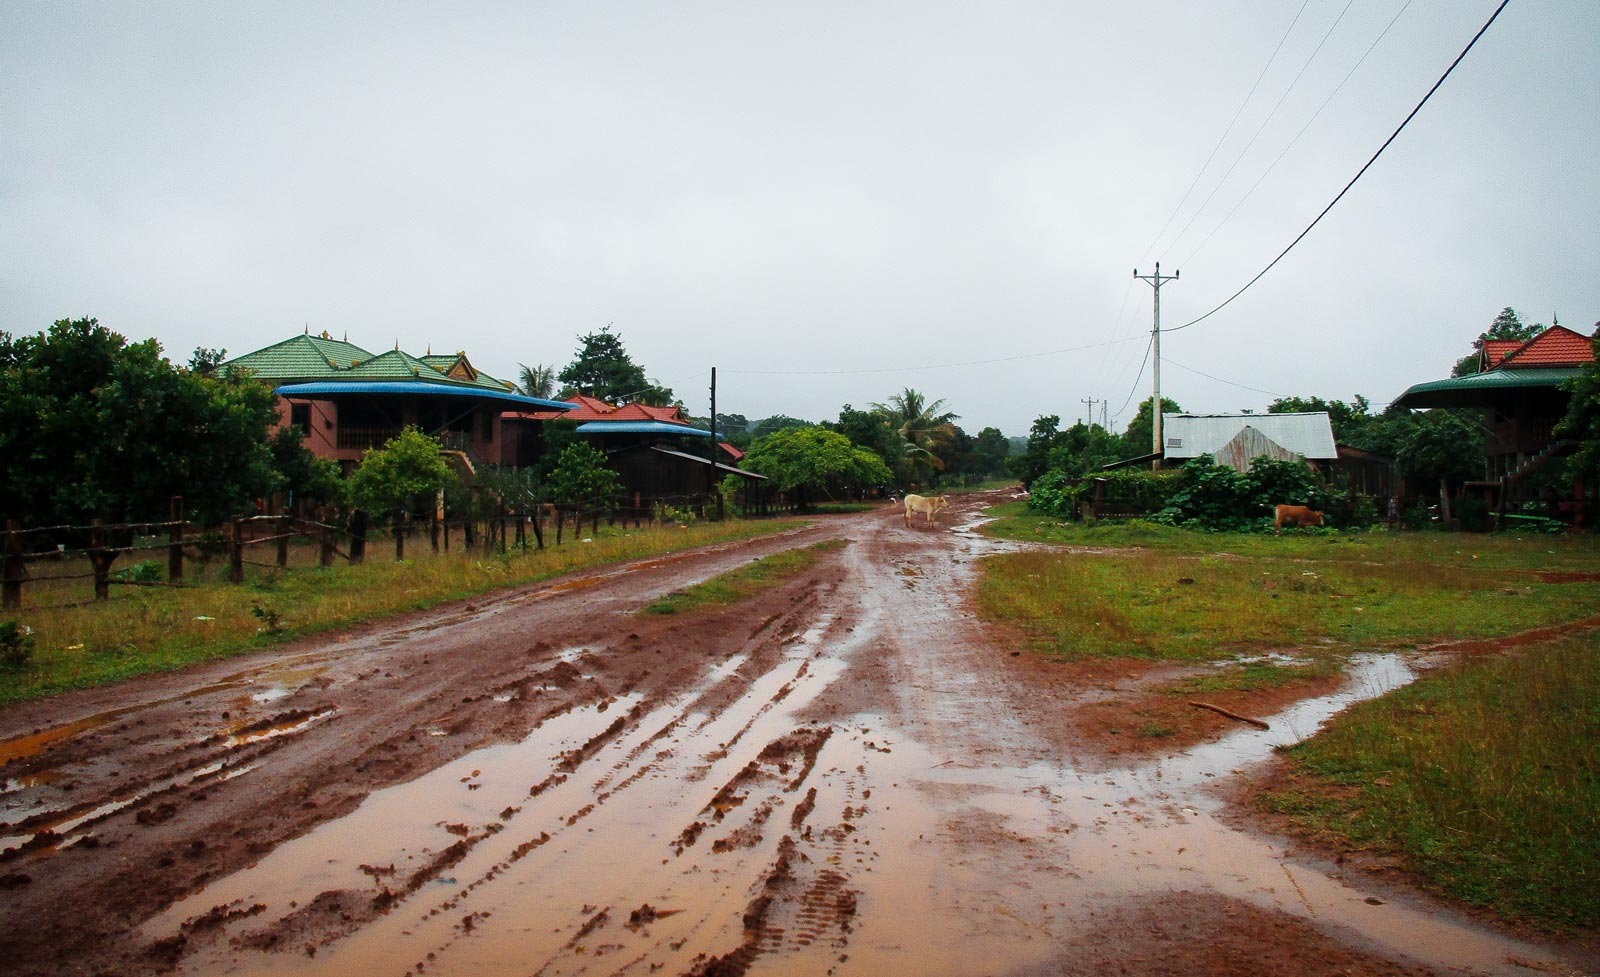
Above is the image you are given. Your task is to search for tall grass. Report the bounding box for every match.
[977,549,1600,661]
[1262,635,1600,930]
[0,518,808,704]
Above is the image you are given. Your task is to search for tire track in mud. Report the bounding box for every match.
[143,561,877,976]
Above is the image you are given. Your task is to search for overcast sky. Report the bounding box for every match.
[3,1,1596,437]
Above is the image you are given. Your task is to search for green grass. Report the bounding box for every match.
[1260,634,1600,931]
[1168,657,1341,695]
[981,503,1600,572]
[0,518,810,704]
[976,547,1600,662]
[640,539,847,615]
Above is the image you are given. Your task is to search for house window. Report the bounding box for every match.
[290,403,311,434]
[1166,437,1183,448]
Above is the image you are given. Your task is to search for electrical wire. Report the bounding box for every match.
[1166,0,1511,335]
[1136,0,1312,267]
[1113,335,1156,419]
[724,334,1144,377]
[1180,0,1414,268]
[1163,356,1285,398]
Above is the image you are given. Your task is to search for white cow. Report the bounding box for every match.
[903,493,949,528]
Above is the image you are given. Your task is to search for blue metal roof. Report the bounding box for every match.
[274,381,574,411]
[575,420,714,437]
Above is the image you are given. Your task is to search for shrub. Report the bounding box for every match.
[0,621,35,671]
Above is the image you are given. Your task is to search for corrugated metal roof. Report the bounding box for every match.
[575,420,714,437]
[1161,412,1336,460]
[646,446,767,479]
[1393,367,1584,408]
[274,382,573,409]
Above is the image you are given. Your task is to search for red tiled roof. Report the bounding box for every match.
[719,442,744,461]
[501,396,691,425]
[1499,325,1595,368]
[1482,340,1521,369]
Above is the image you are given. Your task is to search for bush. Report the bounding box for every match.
[0,621,35,671]
[1025,470,1080,518]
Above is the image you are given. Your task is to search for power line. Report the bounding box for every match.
[1113,335,1155,419]
[1163,0,1356,260]
[1137,0,1312,266]
[1167,0,1510,336]
[1163,356,1285,398]
[1180,0,1414,268]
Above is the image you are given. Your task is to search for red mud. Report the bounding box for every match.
[0,493,1592,977]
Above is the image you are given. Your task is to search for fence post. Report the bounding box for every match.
[229,518,244,584]
[168,497,184,583]
[89,519,112,600]
[393,510,405,561]
[276,516,290,568]
[499,509,507,555]
[556,508,564,546]
[350,510,367,563]
[3,519,22,611]
[319,519,335,568]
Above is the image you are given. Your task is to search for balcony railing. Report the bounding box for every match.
[337,426,402,451]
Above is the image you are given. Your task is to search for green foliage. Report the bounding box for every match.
[750,414,816,439]
[1156,456,1333,531]
[0,621,34,672]
[1451,307,1541,377]
[518,363,557,399]
[743,427,892,506]
[556,325,673,405]
[1008,414,1064,489]
[546,441,620,507]
[1267,394,1373,446]
[345,427,456,514]
[1045,421,1123,478]
[1555,332,1600,483]
[1267,635,1600,930]
[969,426,1011,479]
[128,560,164,583]
[0,317,279,525]
[269,427,344,507]
[871,388,958,485]
[1119,395,1183,461]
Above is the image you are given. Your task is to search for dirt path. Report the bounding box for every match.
[0,493,1590,977]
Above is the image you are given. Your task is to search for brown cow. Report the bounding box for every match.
[1273,504,1324,533]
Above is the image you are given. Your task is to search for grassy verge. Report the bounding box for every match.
[641,539,847,616]
[976,547,1600,662]
[1258,635,1600,931]
[0,518,809,704]
[981,502,1600,572]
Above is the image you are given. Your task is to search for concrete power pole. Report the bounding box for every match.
[1080,397,1097,430]
[1133,262,1179,469]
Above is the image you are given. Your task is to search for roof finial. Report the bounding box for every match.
[342,331,348,342]
[426,344,432,356]
[304,323,309,334]
[395,339,400,352]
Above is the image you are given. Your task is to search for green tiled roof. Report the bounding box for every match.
[223,333,516,392]
[223,334,374,380]
[1394,367,1584,409]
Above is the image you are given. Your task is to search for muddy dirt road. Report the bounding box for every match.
[0,493,1591,976]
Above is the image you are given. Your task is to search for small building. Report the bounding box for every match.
[1160,412,1337,473]
[222,331,572,473]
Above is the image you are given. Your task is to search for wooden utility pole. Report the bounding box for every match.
[706,367,718,507]
[1134,262,1179,469]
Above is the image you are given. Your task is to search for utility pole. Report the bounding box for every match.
[1080,397,1098,430]
[706,367,718,502]
[1133,262,1179,469]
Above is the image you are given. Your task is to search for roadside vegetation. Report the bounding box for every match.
[1260,634,1600,931]
[641,539,847,616]
[980,499,1600,932]
[0,518,808,704]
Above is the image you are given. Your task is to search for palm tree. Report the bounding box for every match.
[518,363,557,399]
[871,388,958,483]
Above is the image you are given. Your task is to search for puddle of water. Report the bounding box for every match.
[224,708,337,749]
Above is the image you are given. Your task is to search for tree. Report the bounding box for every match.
[0,318,279,526]
[750,414,815,439]
[546,441,621,507]
[518,363,557,399]
[1554,331,1600,484]
[345,427,456,515]
[1119,396,1182,460]
[1452,307,1541,377]
[1268,394,1373,446]
[870,388,958,485]
[556,325,673,405]
[1008,415,1064,489]
[742,427,893,509]
[1045,421,1123,477]
[188,346,227,376]
[969,427,1011,479]
[269,427,344,508]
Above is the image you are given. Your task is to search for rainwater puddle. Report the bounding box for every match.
[224,708,337,749]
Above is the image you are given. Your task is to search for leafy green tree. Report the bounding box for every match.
[826,405,895,460]
[1008,415,1065,489]
[546,441,621,507]
[969,427,1011,479]
[1452,307,1542,376]
[1267,395,1373,446]
[871,388,957,484]
[345,427,456,515]
[269,427,344,508]
[188,346,227,376]
[0,318,278,525]
[742,427,893,509]
[518,363,557,399]
[1119,396,1182,460]
[750,414,815,439]
[1555,330,1600,483]
[1045,421,1123,477]
[1391,408,1483,492]
[557,325,673,405]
